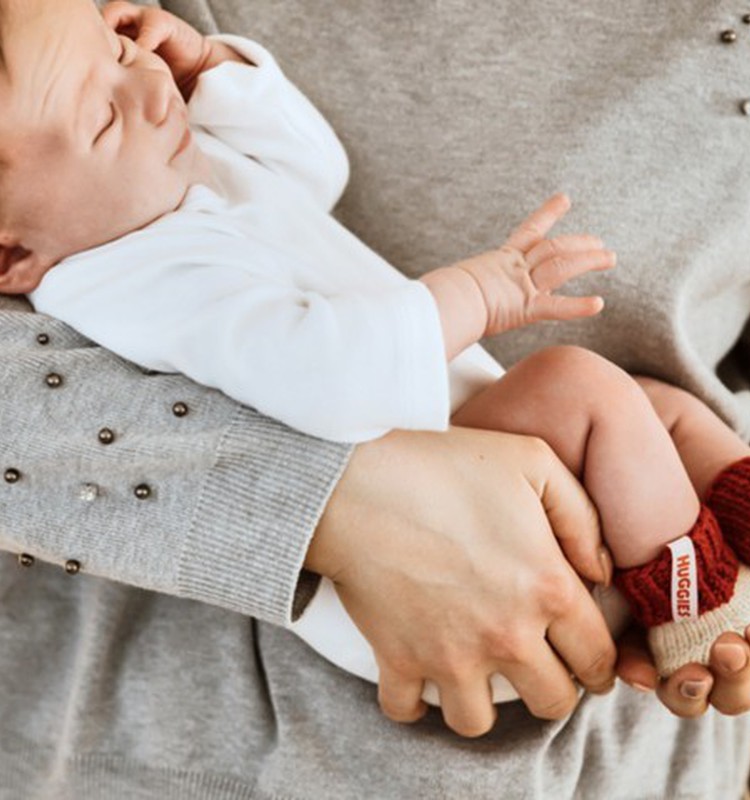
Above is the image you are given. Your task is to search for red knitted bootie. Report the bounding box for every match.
[614,505,750,676]
[705,456,750,563]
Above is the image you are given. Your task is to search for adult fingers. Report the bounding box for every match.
[544,570,617,692]
[707,631,750,715]
[525,235,604,268]
[615,625,659,692]
[505,193,571,252]
[531,249,616,292]
[499,638,582,719]
[657,662,713,718]
[526,442,609,585]
[437,676,497,737]
[527,450,617,690]
[377,662,428,724]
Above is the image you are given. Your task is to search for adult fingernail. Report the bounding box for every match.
[598,547,613,588]
[679,680,711,700]
[713,642,748,673]
[589,679,616,695]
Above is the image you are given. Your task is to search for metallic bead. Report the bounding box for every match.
[134,483,152,500]
[97,427,115,445]
[741,99,750,116]
[4,468,20,483]
[17,553,34,567]
[743,13,750,24]
[45,372,63,388]
[172,401,189,417]
[36,333,50,345]
[64,559,81,575]
[720,29,738,43]
[78,483,100,502]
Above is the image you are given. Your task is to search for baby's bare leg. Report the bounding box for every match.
[453,345,700,569]
[633,376,750,500]
[454,348,750,675]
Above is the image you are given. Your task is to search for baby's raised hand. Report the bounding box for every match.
[101,2,213,98]
[454,194,615,336]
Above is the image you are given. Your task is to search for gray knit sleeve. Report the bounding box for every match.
[0,299,352,625]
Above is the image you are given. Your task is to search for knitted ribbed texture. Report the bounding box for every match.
[649,563,750,676]
[613,505,738,627]
[179,406,352,625]
[705,456,750,563]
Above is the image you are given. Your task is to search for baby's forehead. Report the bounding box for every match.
[0,4,119,143]
[0,0,118,85]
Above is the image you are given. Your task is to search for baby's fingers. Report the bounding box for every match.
[526,235,604,268]
[532,249,616,292]
[531,294,605,322]
[101,1,145,33]
[506,194,571,253]
[102,3,172,53]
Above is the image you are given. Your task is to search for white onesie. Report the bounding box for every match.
[30,35,625,705]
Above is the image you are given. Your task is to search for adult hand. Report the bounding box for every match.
[306,426,616,737]
[617,626,750,716]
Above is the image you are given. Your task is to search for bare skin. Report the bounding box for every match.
[1,0,747,738]
[0,0,240,291]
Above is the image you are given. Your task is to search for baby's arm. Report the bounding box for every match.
[420,194,616,359]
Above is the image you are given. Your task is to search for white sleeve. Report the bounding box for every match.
[188,35,350,211]
[29,226,450,444]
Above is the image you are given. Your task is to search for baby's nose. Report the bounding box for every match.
[136,70,173,126]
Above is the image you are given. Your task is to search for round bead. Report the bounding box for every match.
[18,553,34,567]
[134,483,152,500]
[4,468,20,483]
[45,373,63,388]
[720,29,738,43]
[172,401,189,417]
[98,428,115,445]
[743,13,750,24]
[36,333,50,345]
[64,559,81,575]
[78,483,100,502]
[741,99,750,116]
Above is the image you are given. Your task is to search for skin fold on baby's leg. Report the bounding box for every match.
[452,345,750,676]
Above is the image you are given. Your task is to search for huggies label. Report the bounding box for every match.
[668,536,699,621]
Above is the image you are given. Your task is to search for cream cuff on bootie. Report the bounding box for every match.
[648,562,750,677]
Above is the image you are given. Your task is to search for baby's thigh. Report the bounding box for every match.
[452,345,649,474]
[634,375,750,497]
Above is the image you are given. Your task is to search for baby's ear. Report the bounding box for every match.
[0,241,50,294]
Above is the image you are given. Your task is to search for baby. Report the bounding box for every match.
[3,0,750,705]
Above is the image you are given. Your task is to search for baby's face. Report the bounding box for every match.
[0,0,204,285]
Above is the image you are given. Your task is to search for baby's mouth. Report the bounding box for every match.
[171,127,192,160]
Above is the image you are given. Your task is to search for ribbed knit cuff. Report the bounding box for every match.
[178,406,352,626]
[705,456,750,563]
[649,563,750,676]
[614,505,738,627]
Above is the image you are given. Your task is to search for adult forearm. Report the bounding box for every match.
[0,300,351,625]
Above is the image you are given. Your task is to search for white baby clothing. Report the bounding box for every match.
[31,35,501,445]
[30,35,627,704]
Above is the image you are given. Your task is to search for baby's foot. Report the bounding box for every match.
[615,505,744,676]
[648,563,750,675]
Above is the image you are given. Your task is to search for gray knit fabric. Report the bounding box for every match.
[1,0,750,798]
